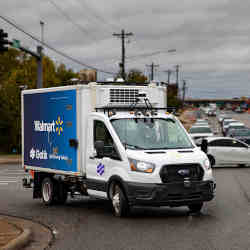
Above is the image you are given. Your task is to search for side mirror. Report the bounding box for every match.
[95,140,105,158]
[201,139,208,154]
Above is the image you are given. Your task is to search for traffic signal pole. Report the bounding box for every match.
[0,28,43,88]
[11,41,43,88]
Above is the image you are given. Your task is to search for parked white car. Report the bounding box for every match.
[203,137,250,167]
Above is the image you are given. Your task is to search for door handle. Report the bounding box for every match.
[89,156,95,160]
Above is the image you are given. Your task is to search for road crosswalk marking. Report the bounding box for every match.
[0,169,26,185]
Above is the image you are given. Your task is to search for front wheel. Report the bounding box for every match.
[188,203,203,213]
[208,155,215,168]
[110,184,130,217]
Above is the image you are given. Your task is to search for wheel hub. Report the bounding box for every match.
[112,191,120,214]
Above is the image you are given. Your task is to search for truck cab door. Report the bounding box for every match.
[86,116,122,198]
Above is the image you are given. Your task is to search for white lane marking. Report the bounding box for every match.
[0,181,18,183]
[0,169,24,173]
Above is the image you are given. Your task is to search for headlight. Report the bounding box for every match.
[129,158,155,173]
[203,158,211,170]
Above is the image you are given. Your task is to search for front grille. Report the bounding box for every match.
[109,88,139,104]
[159,164,204,183]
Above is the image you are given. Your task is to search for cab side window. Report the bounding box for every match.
[94,120,120,160]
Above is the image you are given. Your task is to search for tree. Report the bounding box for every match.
[0,49,80,153]
[56,63,78,85]
[0,70,22,152]
[127,69,147,83]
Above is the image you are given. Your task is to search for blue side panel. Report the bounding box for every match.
[23,89,78,172]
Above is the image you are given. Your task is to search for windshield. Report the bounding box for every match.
[224,120,236,126]
[189,127,212,133]
[232,129,250,136]
[111,118,194,150]
[229,125,245,129]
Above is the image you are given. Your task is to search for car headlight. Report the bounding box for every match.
[129,158,155,173]
[203,158,211,170]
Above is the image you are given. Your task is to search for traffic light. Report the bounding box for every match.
[0,29,9,53]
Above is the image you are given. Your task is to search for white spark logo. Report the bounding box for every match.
[30,148,35,159]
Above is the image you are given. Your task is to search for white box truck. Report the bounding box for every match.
[22,82,215,217]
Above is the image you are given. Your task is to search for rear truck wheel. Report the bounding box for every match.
[238,164,246,168]
[208,155,215,168]
[41,177,57,206]
[56,183,68,205]
[188,203,203,213]
[110,184,130,217]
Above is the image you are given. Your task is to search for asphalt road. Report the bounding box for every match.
[1,164,250,250]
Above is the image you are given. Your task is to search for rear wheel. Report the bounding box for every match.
[188,203,203,213]
[56,183,68,205]
[42,177,56,206]
[110,184,130,217]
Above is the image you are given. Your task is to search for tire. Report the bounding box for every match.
[238,164,246,168]
[56,183,68,205]
[41,177,57,206]
[188,203,203,213]
[110,183,130,217]
[208,155,215,168]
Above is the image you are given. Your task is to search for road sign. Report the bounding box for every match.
[12,39,20,49]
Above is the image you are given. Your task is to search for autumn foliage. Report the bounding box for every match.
[0,48,78,153]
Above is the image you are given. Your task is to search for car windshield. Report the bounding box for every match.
[229,125,245,130]
[224,120,236,126]
[231,129,250,136]
[111,118,194,150]
[189,127,212,133]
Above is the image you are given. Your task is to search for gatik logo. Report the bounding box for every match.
[29,148,48,160]
[30,148,35,159]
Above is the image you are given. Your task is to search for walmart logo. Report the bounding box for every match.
[55,116,63,135]
[34,116,64,136]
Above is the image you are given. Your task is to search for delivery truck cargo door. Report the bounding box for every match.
[86,117,122,198]
[23,89,78,173]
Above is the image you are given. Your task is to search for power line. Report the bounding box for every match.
[77,0,119,31]
[47,0,96,39]
[0,14,116,75]
[127,49,176,62]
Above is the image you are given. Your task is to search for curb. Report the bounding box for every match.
[2,228,32,250]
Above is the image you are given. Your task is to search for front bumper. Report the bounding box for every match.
[125,180,215,207]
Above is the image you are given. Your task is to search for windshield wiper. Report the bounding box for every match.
[123,143,145,150]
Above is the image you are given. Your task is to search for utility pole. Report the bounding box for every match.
[182,80,187,106]
[113,29,133,80]
[175,65,180,88]
[146,62,159,81]
[37,46,43,88]
[163,69,172,84]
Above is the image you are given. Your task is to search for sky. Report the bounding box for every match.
[1,0,250,98]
